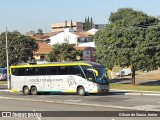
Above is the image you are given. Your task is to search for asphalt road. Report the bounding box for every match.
[0,91,160,120]
[1,90,160,110]
[0,96,159,120]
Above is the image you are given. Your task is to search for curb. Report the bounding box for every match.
[111,89,160,96]
[1,88,160,96]
[0,89,10,92]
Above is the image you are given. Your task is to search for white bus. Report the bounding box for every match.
[10,61,110,96]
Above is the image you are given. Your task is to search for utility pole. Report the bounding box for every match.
[6,28,10,89]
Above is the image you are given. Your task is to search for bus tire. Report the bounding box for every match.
[23,86,30,95]
[77,87,85,96]
[30,86,37,95]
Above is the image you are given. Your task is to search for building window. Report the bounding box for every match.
[40,55,45,61]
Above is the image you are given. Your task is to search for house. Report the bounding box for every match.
[78,42,95,47]
[48,28,97,62]
[31,35,50,43]
[75,46,96,62]
[49,28,91,45]
[33,42,52,61]
[30,32,58,43]
[86,28,98,35]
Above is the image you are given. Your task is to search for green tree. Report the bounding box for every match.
[0,32,38,67]
[94,8,160,84]
[84,17,94,31]
[90,17,93,29]
[84,17,87,31]
[36,28,43,35]
[46,43,82,62]
[71,20,73,28]
[65,20,67,28]
[87,16,90,30]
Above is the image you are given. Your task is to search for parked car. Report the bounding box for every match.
[116,68,132,77]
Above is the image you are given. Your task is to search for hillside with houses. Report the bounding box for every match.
[27,21,105,62]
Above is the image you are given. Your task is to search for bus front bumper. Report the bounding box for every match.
[97,85,110,93]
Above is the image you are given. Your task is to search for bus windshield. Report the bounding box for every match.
[94,66,109,85]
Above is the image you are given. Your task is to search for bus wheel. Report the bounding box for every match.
[77,87,85,96]
[23,86,30,95]
[30,86,37,95]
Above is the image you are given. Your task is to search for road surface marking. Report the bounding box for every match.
[65,99,82,102]
[33,110,42,120]
[132,105,160,111]
[0,90,10,92]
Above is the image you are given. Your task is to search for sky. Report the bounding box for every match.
[1,0,160,34]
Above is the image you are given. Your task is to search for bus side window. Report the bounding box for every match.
[17,68,26,76]
[35,67,47,75]
[68,66,75,75]
[12,68,18,76]
[47,67,58,75]
[25,68,35,76]
[58,66,68,75]
[68,66,85,78]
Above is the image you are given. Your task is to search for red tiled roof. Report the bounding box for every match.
[75,46,96,51]
[74,46,87,51]
[31,35,49,40]
[72,32,89,37]
[34,42,52,55]
[31,32,58,40]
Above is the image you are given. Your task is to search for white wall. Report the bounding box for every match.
[49,28,92,45]
[49,32,78,45]
[65,32,78,44]
[49,32,64,45]
[78,42,95,47]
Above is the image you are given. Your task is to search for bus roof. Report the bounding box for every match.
[10,61,102,68]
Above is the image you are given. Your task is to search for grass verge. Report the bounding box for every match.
[0,81,7,85]
[110,83,160,92]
